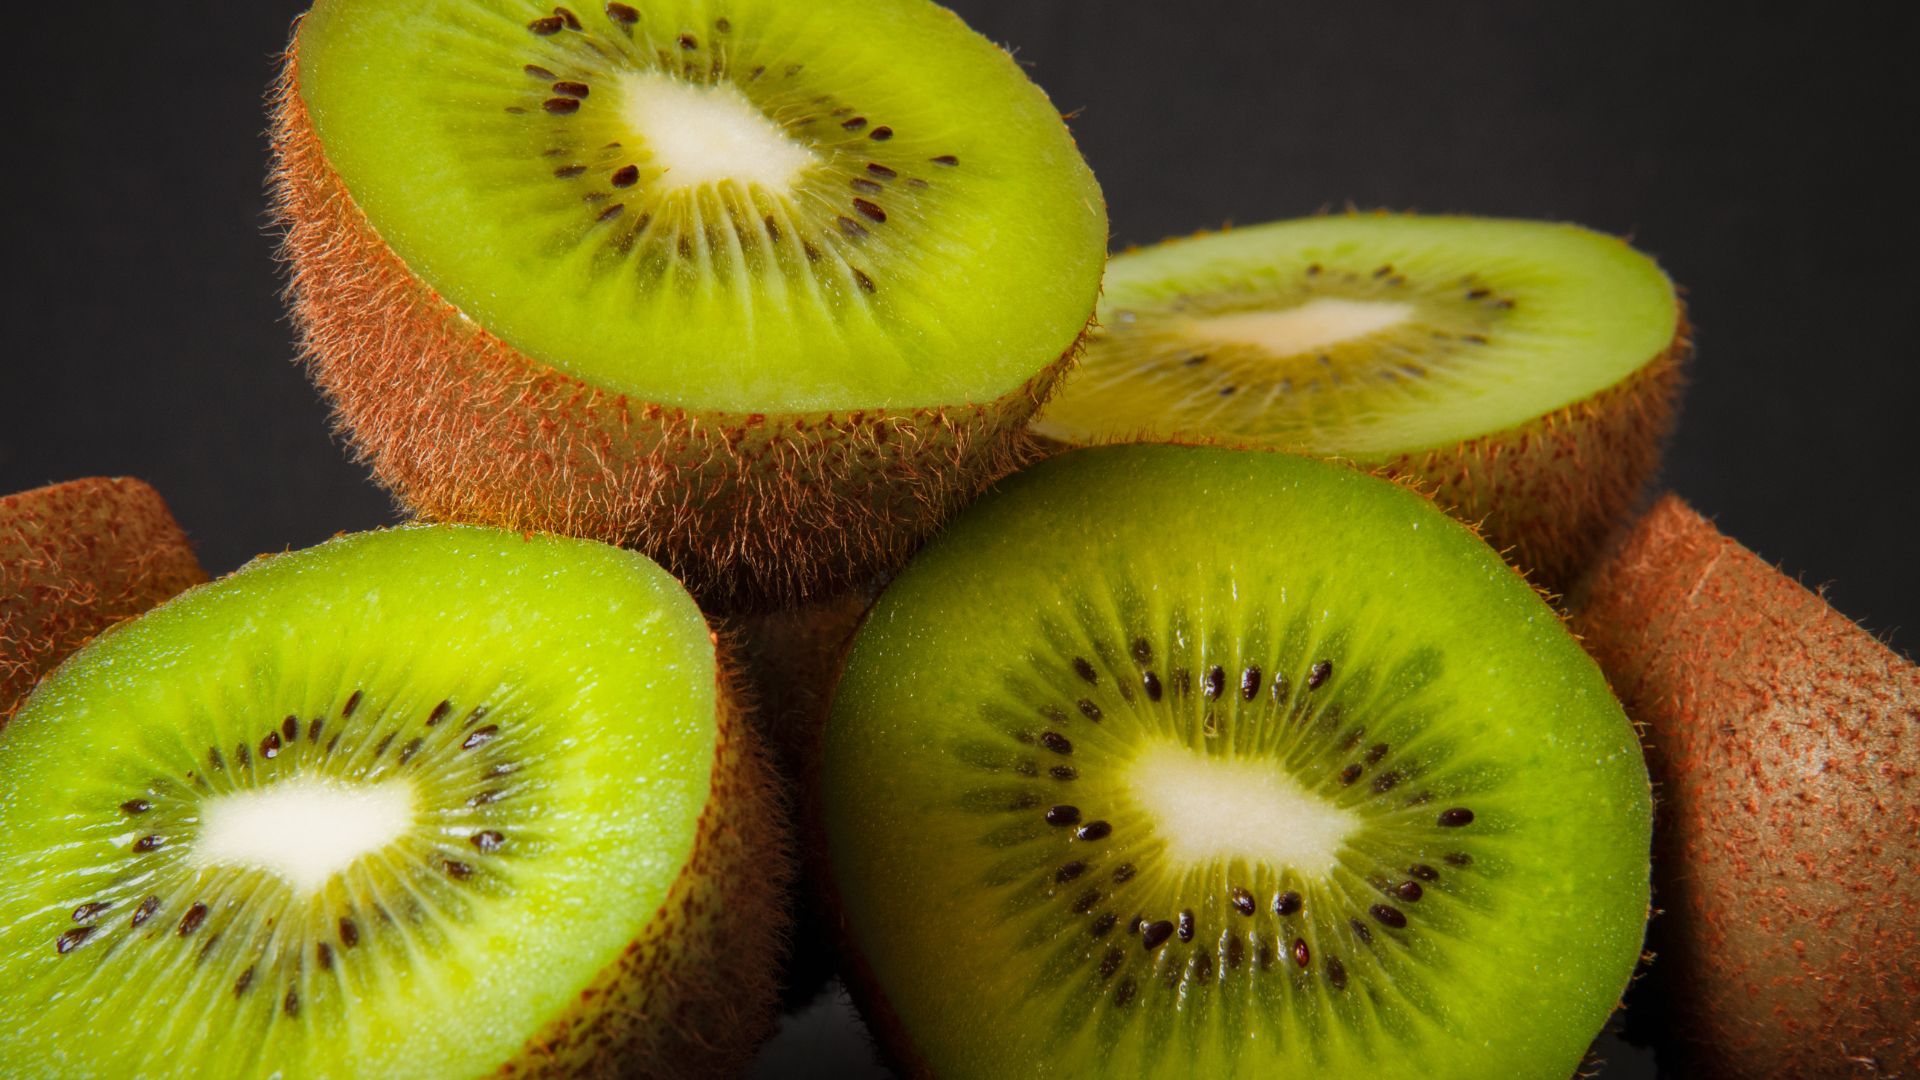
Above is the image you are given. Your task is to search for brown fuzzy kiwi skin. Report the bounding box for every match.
[1035,259,1689,598]
[1571,494,1918,1079]
[270,46,1089,613]
[505,648,794,1078]
[2,477,207,724]
[729,584,880,1012]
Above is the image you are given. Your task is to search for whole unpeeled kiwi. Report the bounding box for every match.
[1574,495,1918,1079]
[2,477,206,723]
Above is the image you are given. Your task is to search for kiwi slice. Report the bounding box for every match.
[819,444,1651,1078]
[1572,495,1918,1079]
[0,525,789,1078]
[1029,214,1688,592]
[2,477,206,724]
[272,0,1107,606]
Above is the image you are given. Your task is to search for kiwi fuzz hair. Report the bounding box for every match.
[520,649,795,1077]
[1572,495,1918,1078]
[2,477,206,723]
[1378,324,1687,596]
[269,46,1086,611]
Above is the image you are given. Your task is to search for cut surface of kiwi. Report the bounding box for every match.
[1572,495,1918,1079]
[275,0,1106,604]
[1030,214,1687,591]
[2,477,206,724]
[819,445,1651,1079]
[0,525,788,1078]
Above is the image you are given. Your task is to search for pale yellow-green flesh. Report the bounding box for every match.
[296,0,1106,412]
[0,526,718,1079]
[1032,216,1677,458]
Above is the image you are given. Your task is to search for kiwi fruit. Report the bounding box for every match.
[1572,494,1918,1079]
[1029,214,1689,593]
[2,477,206,723]
[0,524,790,1078]
[271,0,1107,608]
[818,443,1652,1078]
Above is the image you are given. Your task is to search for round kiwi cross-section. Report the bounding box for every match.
[0,525,790,1079]
[819,445,1651,1079]
[274,0,1108,606]
[1030,214,1689,592]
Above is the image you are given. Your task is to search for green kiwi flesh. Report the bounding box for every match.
[0,526,752,1078]
[293,0,1105,413]
[820,445,1651,1078]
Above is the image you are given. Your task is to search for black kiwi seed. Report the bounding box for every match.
[1445,852,1473,867]
[1365,743,1389,765]
[1044,805,1081,827]
[1396,880,1424,902]
[1075,699,1102,721]
[931,154,959,166]
[1177,910,1195,942]
[606,2,638,24]
[282,716,299,742]
[427,701,452,726]
[234,967,255,997]
[1339,764,1362,785]
[1438,807,1476,827]
[851,178,883,195]
[528,15,564,34]
[177,902,208,937]
[1072,890,1101,914]
[1142,672,1162,701]
[1270,673,1290,703]
[554,164,587,179]
[841,117,868,131]
[133,834,165,854]
[338,918,360,948]
[308,718,324,742]
[867,162,898,180]
[1371,904,1408,929]
[1226,935,1246,968]
[1115,978,1137,1006]
[553,81,590,98]
[676,33,697,50]
[1371,770,1402,793]
[1326,957,1348,989]
[471,830,505,853]
[444,860,474,881]
[1230,887,1256,916]
[130,896,159,929]
[1141,920,1174,951]
[56,927,94,954]
[852,269,878,294]
[235,743,251,769]
[1099,947,1123,978]
[1274,891,1302,917]
[1040,732,1073,755]
[1240,666,1261,699]
[119,799,151,815]
[1291,937,1310,967]
[371,733,394,759]
[1203,665,1226,700]
[544,98,580,115]
[1113,863,1136,883]
[1307,659,1333,689]
[260,731,281,759]
[1075,820,1110,841]
[1349,918,1372,944]
[1130,638,1152,663]
[342,690,363,718]
[1050,765,1077,781]
[1092,913,1118,938]
[554,6,581,30]
[1072,657,1098,684]
[316,942,333,970]
[1410,863,1440,881]
[399,737,424,765]
[1055,861,1086,883]
[462,725,500,751]
[72,901,110,922]
[284,987,300,1018]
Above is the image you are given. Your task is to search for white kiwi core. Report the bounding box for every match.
[1126,741,1359,873]
[619,73,817,193]
[194,775,416,894]
[1190,298,1415,357]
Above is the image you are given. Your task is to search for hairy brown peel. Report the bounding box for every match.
[270,52,1080,610]
[507,653,794,1078]
[1,477,206,723]
[1573,495,1918,1079]
[1377,322,1688,596]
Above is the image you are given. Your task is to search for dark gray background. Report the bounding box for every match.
[2,3,1912,1076]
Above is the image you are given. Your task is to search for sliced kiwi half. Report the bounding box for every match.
[0,525,789,1078]
[273,0,1107,607]
[1030,214,1688,592]
[1572,495,1918,1079]
[818,444,1651,1078]
[2,477,206,724]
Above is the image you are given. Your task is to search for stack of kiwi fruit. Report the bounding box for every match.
[0,1,1911,1078]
